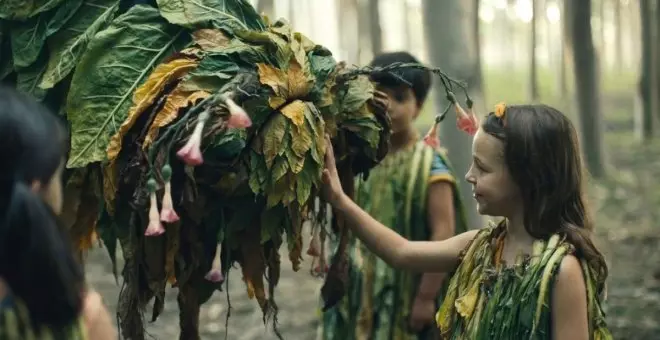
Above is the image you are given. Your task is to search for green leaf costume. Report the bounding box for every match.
[321,142,468,340]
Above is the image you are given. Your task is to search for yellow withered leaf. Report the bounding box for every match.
[192,29,231,50]
[143,88,210,149]
[102,164,116,215]
[107,58,198,162]
[262,114,288,168]
[287,58,312,99]
[257,63,287,96]
[290,122,313,159]
[280,100,305,127]
[268,96,286,109]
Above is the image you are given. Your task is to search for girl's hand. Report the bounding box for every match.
[321,135,347,208]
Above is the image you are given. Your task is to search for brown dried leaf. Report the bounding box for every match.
[142,87,209,149]
[257,62,286,96]
[192,28,230,50]
[287,58,312,99]
[106,57,198,162]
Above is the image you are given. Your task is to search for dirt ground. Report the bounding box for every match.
[83,143,660,340]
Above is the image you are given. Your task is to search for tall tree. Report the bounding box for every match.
[530,0,539,101]
[368,0,383,56]
[288,0,295,28]
[639,0,655,139]
[422,0,482,228]
[614,0,623,72]
[257,0,275,19]
[402,0,412,51]
[337,0,360,64]
[568,0,607,178]
[560,0,572,97]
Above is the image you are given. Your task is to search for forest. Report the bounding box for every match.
[1,0,658,339]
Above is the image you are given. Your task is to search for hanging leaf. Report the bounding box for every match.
[44,0,83,36]
[262,114,288,168]
[143,87,209,149]
[156,0,266,31]
[10,14,50,68]
[40,0,120,90]
[106,57,198,163]
[340,75,374,113]
[0,0,63,21]
[15,49,49,101]
[66,5,186,168]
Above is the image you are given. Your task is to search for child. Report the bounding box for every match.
[320,52,468,340]
[321,104,612,339]
[0,86,116,339]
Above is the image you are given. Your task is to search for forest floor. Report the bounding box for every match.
[83,129,660,340]
[84,71,660,339]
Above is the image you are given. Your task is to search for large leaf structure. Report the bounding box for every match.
[0,1,468,339]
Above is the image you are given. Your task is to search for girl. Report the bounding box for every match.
[0,86,116,339]
[321,104,612,339]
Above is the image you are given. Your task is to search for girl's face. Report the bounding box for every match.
[465,129,521,217]
[32,160,65,215]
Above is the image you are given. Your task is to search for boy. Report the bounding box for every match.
[320,52,468,340]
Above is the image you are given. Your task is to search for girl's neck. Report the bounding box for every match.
[503,212,534,245]
[389,126,418,152]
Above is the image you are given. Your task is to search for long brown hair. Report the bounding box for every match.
[482,104,608,290]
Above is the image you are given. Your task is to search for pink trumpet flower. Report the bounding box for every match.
[205,243,224,283]
[306,229,321,257]
[144,180,165,236]
[423,122,440,149]
[159,165,179,223]
[455,103,479,136]
[224,97,252,129]
[176,111,210,166]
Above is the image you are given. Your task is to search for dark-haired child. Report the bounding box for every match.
[320,52,468,340]
[0,86,116,339]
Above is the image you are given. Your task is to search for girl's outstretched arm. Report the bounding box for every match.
[322,136,477,273]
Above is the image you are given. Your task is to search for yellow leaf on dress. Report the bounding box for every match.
[455,280,481,320]
[262,114,288,168]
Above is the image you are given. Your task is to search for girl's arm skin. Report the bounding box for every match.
[551,255,589,340]
[322,136,478,273]
[82,290,118,340]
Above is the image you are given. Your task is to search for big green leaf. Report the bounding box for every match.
[10,13,50,68]
[66,5,185,168]
[45,0,84,36]
[16,49,49,101]
[9,0,85,70]
[156,0,266,31]
[0,0,63,21]
[341,76,374,113]
[0,21,12,80]
[40,0,119,89]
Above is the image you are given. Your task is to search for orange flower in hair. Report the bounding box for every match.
[494,102,506,119]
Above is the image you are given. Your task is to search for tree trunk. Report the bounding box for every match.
[473,0,483,91]
[357,0,372,64]
[569,0,607,178]
[288,0,295,28]
[422,0,482,229]
[638,0,655,140]
[402,0,412,51]
[257,0,275,19]
[337,0,360,64]
[614,0,623,72]
[560,0,572,97]
[530,0,539,101]
[368,0,383,56]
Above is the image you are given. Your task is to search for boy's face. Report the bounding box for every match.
[378,85,419,134]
